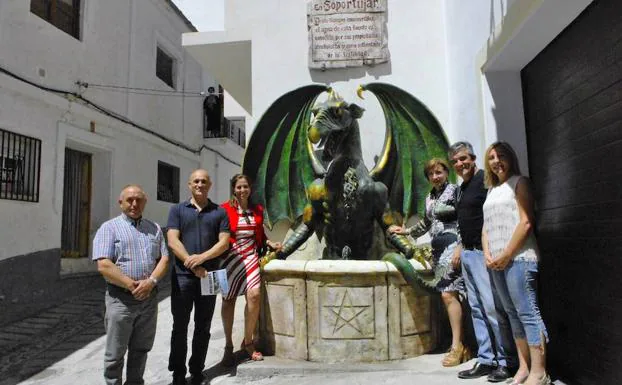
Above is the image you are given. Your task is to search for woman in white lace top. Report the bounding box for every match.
[482,142,550,385]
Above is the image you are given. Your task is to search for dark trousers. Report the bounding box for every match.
[168,273,217,377]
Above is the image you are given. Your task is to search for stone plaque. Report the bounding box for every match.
[320,286,375,339]
[307,0,390,69]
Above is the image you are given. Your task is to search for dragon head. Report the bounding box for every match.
[309,88,364,160]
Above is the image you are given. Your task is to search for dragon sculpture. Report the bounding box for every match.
[242,83,451,289]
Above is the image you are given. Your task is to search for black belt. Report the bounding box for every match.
[462,243,482,250]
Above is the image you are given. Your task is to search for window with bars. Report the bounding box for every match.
[157,161,179,203]
[156,47,175,88]
[30,0,81,39]
[1,129,42,202]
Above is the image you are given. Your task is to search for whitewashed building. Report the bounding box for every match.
[0,0,243,324]
[183,0,621,383]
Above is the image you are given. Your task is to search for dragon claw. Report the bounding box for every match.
[259,251,277,270]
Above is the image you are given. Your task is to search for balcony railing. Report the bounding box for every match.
[204,117,246,148]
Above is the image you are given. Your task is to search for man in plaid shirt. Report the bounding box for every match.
[93,184,169,385]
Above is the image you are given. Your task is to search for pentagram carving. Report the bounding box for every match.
[321,287,374,339]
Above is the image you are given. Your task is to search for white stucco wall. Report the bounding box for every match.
[212,0,592,170]
[172,0,225,31]
[0,0,243,262]
[179,0,596,255]
[0,0,216,149]
[0,76,197,261]
[220,0,593,174]
[223,90,251,127]
[221,0,451,168]
[445,0,593,172]
[1,0,592,261]
[444,0,517,158]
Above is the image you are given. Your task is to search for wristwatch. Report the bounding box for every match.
[149,277,158,286]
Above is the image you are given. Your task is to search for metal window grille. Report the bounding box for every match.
[30,0,81,39]
[226,117,246,148]
[204,117,246,148]
[0,128,42,202]
[157,161,179,203]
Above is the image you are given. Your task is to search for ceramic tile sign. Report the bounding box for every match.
[307,0,389,69]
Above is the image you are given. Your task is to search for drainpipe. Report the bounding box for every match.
[181,51,186,142]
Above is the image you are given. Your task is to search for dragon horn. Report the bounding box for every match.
[356,85,365,99]
[327,87,343,103]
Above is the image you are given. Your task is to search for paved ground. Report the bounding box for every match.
[0,284,564,385]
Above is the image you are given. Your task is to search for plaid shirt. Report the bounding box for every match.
[92,214,167,280]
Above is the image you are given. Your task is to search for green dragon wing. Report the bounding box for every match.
[242,84,328,229]
[362,83,452,219]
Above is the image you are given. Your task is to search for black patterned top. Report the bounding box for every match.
[408,183,458,238]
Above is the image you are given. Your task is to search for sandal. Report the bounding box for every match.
[220,345,235,367]
[506,372,529,385]
[241,340,264,361]
[441,342,471,367]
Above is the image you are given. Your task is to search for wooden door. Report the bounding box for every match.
[61,148,92,258]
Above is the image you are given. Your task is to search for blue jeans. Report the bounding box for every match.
[461,249,516,367]
[168,273,217,377]
[490,261,549,346]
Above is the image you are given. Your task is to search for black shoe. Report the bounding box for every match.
[487,366,514,383]
[458,362,495,379]
[190,373,205,385]
[172,374,186,385]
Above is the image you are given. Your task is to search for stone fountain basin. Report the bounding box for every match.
[258,259,438,363]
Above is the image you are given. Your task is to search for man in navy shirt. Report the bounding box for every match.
[167,169,230,385]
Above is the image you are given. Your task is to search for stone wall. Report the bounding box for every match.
[259,259,437,362]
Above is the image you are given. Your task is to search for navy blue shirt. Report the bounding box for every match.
[167,199,230,275]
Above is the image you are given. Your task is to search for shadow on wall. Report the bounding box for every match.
[488,0,507,48]
[309,61,392,84]
[484,70,530,174]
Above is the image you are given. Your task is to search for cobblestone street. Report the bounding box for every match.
[0,281,248,385]
[0,286,108,385]
[0,282,570,385]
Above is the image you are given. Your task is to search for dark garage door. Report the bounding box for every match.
[521,0,622,384]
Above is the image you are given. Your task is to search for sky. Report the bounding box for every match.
[171,0,225,31]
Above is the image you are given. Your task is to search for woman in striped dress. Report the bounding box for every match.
[220,174,282,365]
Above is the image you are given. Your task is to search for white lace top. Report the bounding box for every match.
[482,175,539,262]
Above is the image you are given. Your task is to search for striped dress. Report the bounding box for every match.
[221,207,261,300]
